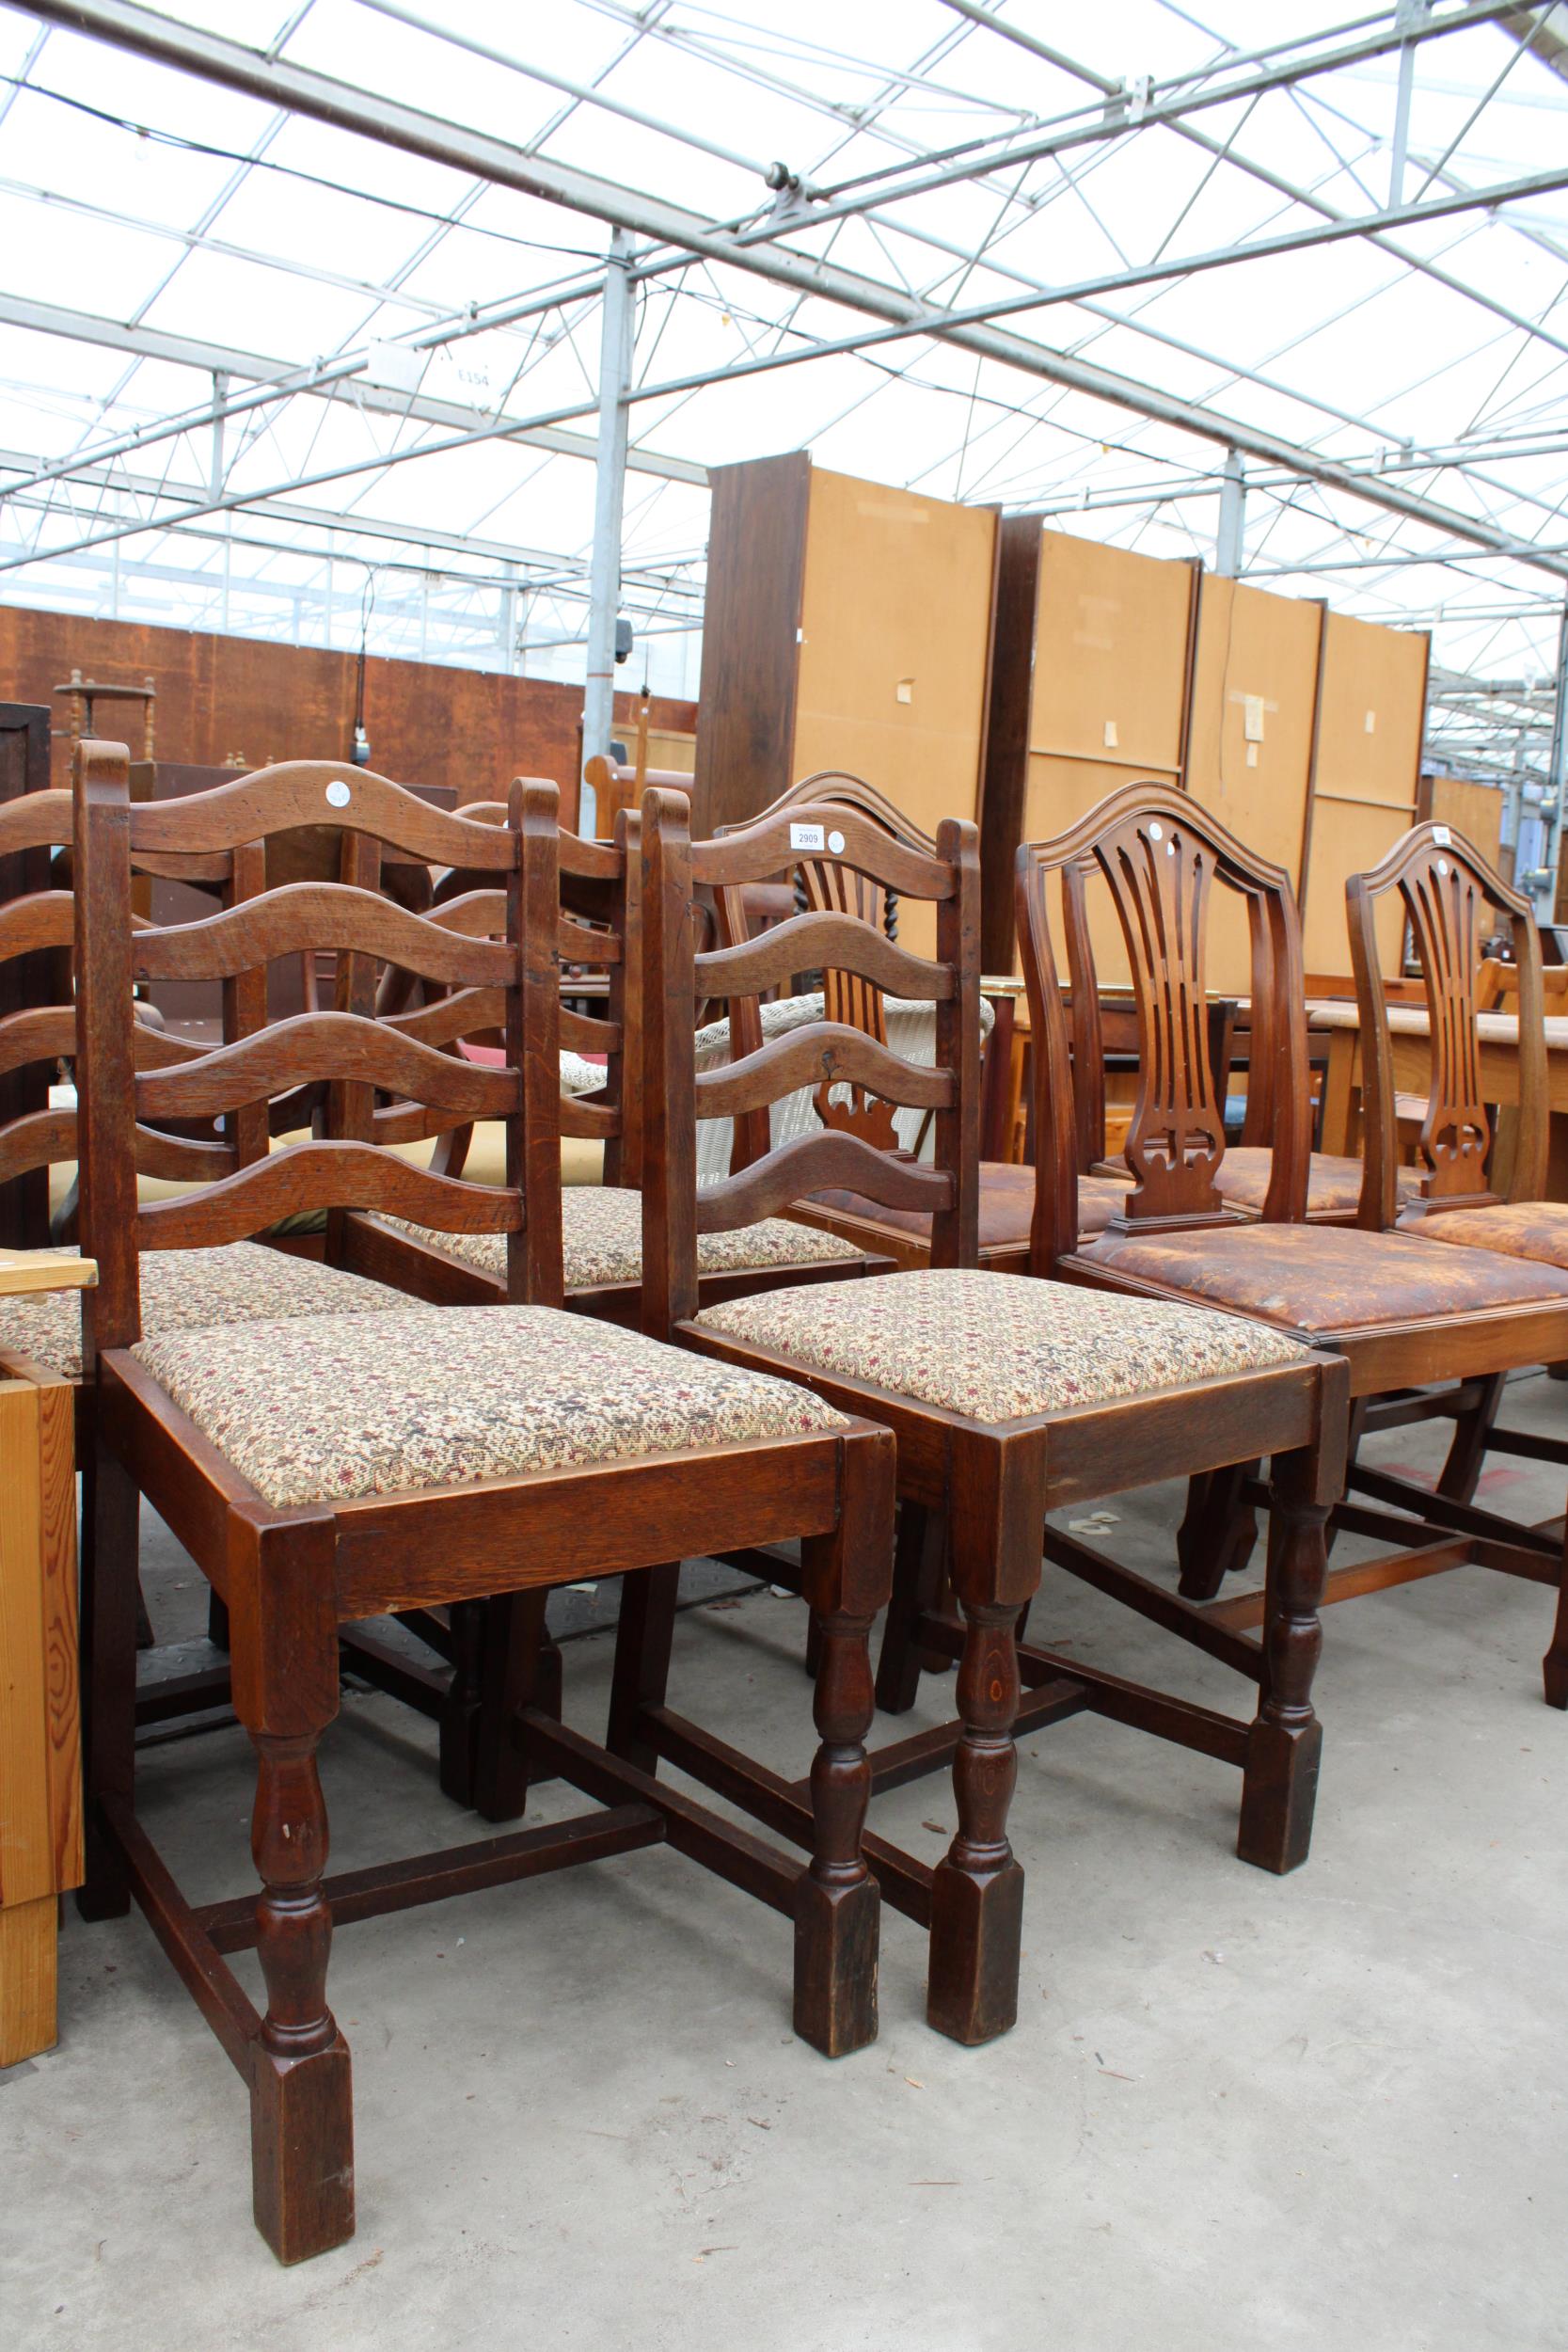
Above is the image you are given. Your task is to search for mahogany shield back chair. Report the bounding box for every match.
[72,753,895,2265]
[715,773,1134,1263]
[1347,821,1568,1699]
[1020,781,1568,1708]
[630,786,1348,2053]
[342,804,874,1326]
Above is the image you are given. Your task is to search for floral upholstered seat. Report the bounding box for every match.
[1413,1200,1568,1268]
[130,1305,848,1510]
[692,1266,1308,1422]
[0,1241,405,1382]
[385,1185,867,1289]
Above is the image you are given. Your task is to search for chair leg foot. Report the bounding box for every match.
[927,1852,1025,2045]
[1237,1717,1323,1874]
[74,1806,130,1921]
[926,1598,1023,2045]
[249,2036,356,2265]
[793,1873,879,2058]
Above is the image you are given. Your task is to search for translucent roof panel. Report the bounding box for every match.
[0,0,1561,761]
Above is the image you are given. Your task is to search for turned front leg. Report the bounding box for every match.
[795,1605,879,2057]
[249,1726,354,2264]
[1239,1446,1331,1874]
[927,1597,1025,2044]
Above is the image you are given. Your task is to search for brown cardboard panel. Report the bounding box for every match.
[795,469,996,957]
[1303,796,1415,977]
[1028,533,1193,771]
[1185,577,1322,882]
[1418,773,1504,873]
[1314,610,1428,808]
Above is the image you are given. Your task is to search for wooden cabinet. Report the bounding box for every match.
[1301,612,1430,978]
[0,1249,89,2068]
[980,526,1198,969]
[695,456,998,956]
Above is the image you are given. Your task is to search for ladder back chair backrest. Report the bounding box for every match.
[1347,820,1546,1230]
[715,774,928,1170]
[72,745,550,1359]
[407,791,633,1190]
[641,786,981,1334]
[1016,779,1313,1273]
[0,781,270,1238]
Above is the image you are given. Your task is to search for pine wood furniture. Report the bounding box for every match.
[0,1246,88,2068]
[71,751,895,2264]
[626,785,1349,2054]
[1020,783,1568,1704]
[0,703,52,1250]
[1315,997,1568,1199]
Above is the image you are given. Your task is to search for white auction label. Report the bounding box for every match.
[1432,824,1451,846]
[325,779,352,807]
[828,829,846,854]
[789,821,825,850]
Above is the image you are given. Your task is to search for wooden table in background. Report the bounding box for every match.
[0,1248,91,2067]
[1312,1001,1568,1198]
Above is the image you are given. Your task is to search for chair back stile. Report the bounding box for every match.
[1016,779,1313,1277]
[640,786,981,1335]
[1347,822,1547,1230]
[73,743,532,1363]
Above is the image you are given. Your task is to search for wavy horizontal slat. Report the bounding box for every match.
[561,831,621,881]
[560,1004,618,1055]
[128,848,233,884]
[561,1095,619,1140]
[123,761,519,869]
[697,910,950,1005]
[133,1025,211,1070]
[0,788,71,857]
[696,1130,952,1232]
[429,887,508,938]
[0,1107,74,1184]
[692,803,954,901]
[694,1020,953,1121]
[0,1004,76,1079]
[136,1139,520,1252]
[382,986,506,1048]
[132,883,514,987]
[559,914,619,966]
[0,890,76,960]
[133,1125,236,1181]
[135,1011,518,1122]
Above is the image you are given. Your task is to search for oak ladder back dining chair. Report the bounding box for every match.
[71,753,895,2265]
[630,786,1349,2054]
[1022,781,1568,1710]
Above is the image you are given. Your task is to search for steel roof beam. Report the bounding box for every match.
[0,292,706,489]
[16,0,1568,581]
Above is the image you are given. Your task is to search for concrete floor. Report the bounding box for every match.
[6,1376,1567,2352]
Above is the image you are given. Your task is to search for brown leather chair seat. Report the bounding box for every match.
[1080,1217,1568,1337]
[1415,1200,1568,1269]
[1217,1147,1419,1220]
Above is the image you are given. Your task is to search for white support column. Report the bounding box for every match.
[580,229,635,836]
[1543,597,1568,923]
[1215,450,1246,577]
[1389,0,1430,208]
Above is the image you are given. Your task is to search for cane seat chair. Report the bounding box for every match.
[716,775,1132,1263]
[1021,782,1568,1707]
[71,753,895,2264]
[623,785,1349,2056]
[1345,821,1568,1700]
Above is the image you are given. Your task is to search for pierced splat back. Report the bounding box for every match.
[1347,821,1546,1229]
[1017,780,1312,1274]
